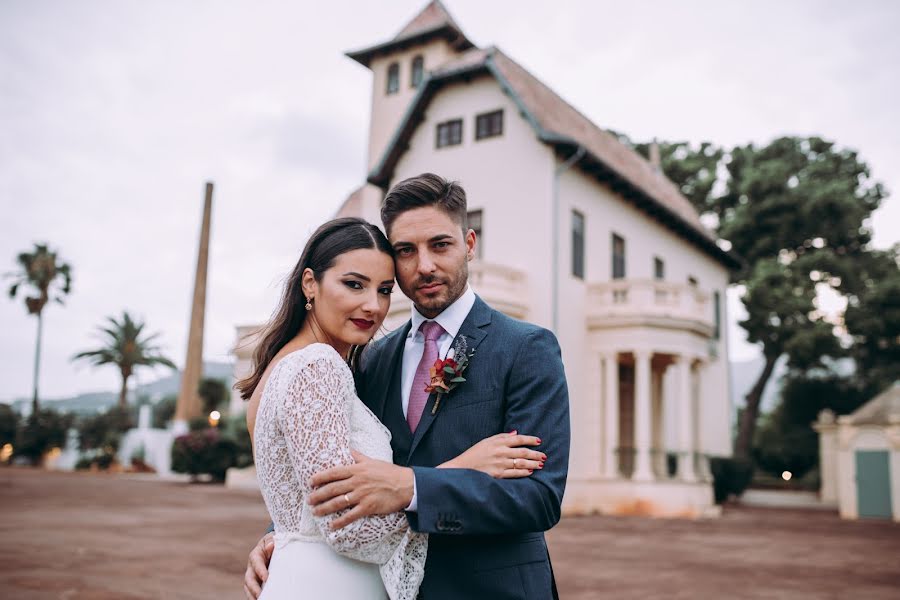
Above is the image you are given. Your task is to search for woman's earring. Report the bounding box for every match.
[305,298,313,311]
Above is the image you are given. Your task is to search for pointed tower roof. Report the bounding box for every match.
[346,1,475,68]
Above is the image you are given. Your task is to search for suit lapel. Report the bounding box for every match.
[370,321,411,424]
[407,296,492,460]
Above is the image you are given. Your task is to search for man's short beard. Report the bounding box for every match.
[416,260,468,317]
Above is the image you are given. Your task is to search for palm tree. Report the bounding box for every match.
[73,311,176,408]
[7,243,73,414]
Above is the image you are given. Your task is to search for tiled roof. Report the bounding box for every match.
[489,50,709,236]
[845,382,900,426]
[368,46,739,268]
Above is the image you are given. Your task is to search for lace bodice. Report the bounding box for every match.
[254,343,426,600]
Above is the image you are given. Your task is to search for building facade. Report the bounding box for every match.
[232,1,739,517]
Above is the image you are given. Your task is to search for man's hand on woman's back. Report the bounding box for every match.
[243,532,274,600]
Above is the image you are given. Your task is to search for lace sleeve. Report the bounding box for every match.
[275,349,426,600]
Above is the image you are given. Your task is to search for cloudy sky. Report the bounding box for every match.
[2,0,898,401]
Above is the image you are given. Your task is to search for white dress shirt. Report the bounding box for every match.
[401,285,476,512]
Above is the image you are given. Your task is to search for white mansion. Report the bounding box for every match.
[231,1,740,518]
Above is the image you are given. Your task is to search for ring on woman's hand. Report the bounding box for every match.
[513,458,519,469]
[344,493,351,507]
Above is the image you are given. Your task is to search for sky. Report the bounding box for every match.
[2,0,898,401]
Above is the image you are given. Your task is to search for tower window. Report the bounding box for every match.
[612,233,626,279]
[654,257,665,280]
[386,62,399,94]
[411,55,424,88]
[436,119,462,148]
[572,210,585,279]
[475,110,503,140]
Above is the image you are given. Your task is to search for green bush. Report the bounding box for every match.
[15,409,73,463]
[77,405,135,452]
[219,413,253,469]
[709,457,755,503]
[171,428,237,482]
[0,404,18,448]
[74,447,118,471]
[152,395,177,429]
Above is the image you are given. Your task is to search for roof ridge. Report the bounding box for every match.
[394,0,463,40]
[488,48,697,220]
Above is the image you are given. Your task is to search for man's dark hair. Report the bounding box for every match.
[381,173,468,235]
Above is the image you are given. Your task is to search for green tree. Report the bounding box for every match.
[753,374,867,478]
[843,246,900,396]
[6,243,73,414]
[72,312,176,408]
[630,136,886,459]
[198,378,228,415]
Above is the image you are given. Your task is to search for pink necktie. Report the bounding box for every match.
[407,321,445,432]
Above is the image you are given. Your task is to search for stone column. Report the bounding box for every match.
[174,182,213,429]
[603,352,619,478]
[633,350,654,481]
[675,355,697,482]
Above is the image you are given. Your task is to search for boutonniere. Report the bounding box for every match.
[427,335,474,415]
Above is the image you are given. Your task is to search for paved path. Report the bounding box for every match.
[1,469,898,599]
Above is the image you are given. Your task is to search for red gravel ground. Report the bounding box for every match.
[1,469,898,599]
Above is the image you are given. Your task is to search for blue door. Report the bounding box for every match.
[855,450,892,519]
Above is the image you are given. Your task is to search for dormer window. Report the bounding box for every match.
[436,119,462,148]
[386,62,399,94]
[475,109,503,140]
[411,55,424,88]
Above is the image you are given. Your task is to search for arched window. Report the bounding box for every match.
[411,55,424,88]
[386,62,399,94]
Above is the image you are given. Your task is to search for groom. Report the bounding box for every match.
[245,173,570,599]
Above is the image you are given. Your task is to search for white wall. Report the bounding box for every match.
[367,39,460,171]
[390,74,558,326]
[557,166,733,456]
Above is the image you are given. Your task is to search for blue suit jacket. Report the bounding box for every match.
[357,296,571,599]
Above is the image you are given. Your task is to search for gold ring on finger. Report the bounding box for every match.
[513,458,519,469]
[344,493,351,507]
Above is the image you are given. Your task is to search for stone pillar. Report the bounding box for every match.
[813,409,839,505]
[603,352,620,478]
[633,350,654,481]
[675,355,697,482]
[651,365,665,477]
[174,182,214,428]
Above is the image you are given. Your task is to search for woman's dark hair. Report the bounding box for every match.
[236,217,393,400]
[381,172,468,235]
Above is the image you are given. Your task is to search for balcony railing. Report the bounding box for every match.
[586,279,713,334]
[384,260,528,329]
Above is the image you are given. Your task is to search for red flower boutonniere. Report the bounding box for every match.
[426,336,473,415]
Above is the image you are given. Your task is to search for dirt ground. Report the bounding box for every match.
[1,469,898,599]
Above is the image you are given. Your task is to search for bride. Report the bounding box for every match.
[239,218,543,600]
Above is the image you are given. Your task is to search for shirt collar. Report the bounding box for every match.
[409,285,476,340]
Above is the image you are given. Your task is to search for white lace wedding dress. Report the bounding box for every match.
[254,343,427,600]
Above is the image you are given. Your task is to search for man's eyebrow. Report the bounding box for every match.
[392,233,454,248]
[342,271,370,281]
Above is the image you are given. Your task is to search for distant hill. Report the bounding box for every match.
[4,362,233,415]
